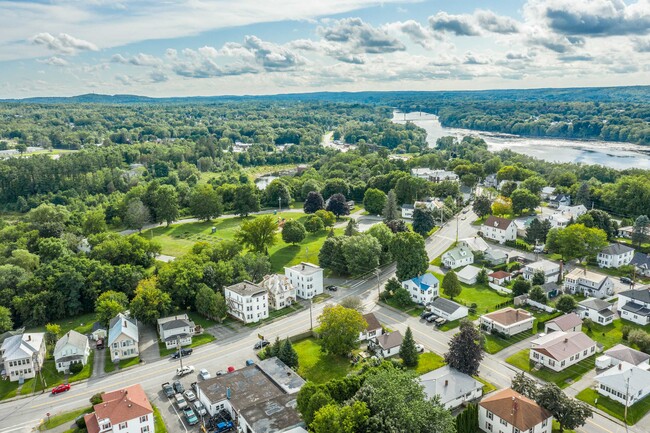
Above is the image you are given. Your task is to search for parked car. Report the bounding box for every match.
[174,393,188,410]
[172,380,184,394]
[216,369,227,376]
[426,314,439,323]
[161,382,174,398]
[421,311,434,320]
[176,365,195,377]
[326,285,339,292]
[183,407,199,425]
[170,348,193,359]
[253,340,270,350]
[95,338,104,350]
[193,400,208,416]
[216,421,234,432]
[414,344,425,353]
[199,368,211,380]
[620,277,633,284]
[51,384,70,395]
[183,390,196,402]
[245,359,255,366]
[435,318,447,327]
[227,366,236,373]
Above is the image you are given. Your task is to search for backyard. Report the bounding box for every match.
[26,312,97,336]
[432,272,512,319]
[576,387,650,425]
[293,337,356,383]
[506,349,595,388]
[584,319,650,351]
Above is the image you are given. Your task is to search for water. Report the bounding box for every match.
[255,175,278,190]
[392,111,650,170]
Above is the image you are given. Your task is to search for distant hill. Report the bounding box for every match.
[2,86,649,105]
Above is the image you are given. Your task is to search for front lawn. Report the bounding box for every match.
[119,357,140,369]
[104,352,140,373]
[294,338,355,383]
[584,319,650,351]
[68,350,94,383]
[381,298,424,317]
[186,311,220,330]
[0,379,19,400]
[412,352,446,375]
[20,360,62,395]
[475,376,497,394]
[433,272,512,318]
[506,349,595,388]
[576,387,650,425]
[38,406,93,431]
[158,333,216,357]
[483,330,535,354]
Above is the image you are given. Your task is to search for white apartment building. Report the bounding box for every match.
[0,332,46,382]
[523,260,562,284]
[597,244,635,268]
[401,273,440,305]
[564,268,615,299]
[481,216,516,244]
[224,281,269,324]
[156,314,195,349]
[284,262,323,300]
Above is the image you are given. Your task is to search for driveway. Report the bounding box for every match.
[92,347,105,378]
[139,324,160,363]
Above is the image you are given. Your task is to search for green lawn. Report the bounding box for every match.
[186,311,220,330]
[483,330,535,354]
[576,387,650,425]
[68,351,94,383]
[381,298,424,317]
[20,361,62,395]
[104,352,139,373]
[294,338,355,383]
[158,333,216,357]
[412,352,446,375]
[26,313,97,336]
[119,357,140,369]
[104,350,115,374]
[506,349,595,388]
[38,406,92,431]
[0,379,19,400]
[433,272,512,318]
[475,376,497,394]
[584,319,650,350]
[152,404,168,433]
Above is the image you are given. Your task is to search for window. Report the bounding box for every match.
[141,427,150,433]
[119,422,128,429]
[500,419,508,426]
[486,411,493,420]
[485,422,492,432]
[514,428,520,433]
[139,415,148,423]
[542,419,548,428]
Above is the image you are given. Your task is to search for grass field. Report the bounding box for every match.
[584,319,650,351]
[38,406,92,431]
[475,376,497,394]
[483,330,535,354]
[0,379,19,400]
[506,349,595,388]
[26,313,97,336]
[412,352,446,375]
[158,333,216,357]
[152,404,168,433]
[576,387,650,425]
[433,272,511,318]
[294,338,355,383]
[104,352,140,374]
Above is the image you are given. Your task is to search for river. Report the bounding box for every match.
[392,111,650,170]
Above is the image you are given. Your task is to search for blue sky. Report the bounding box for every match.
[1,0,649,98]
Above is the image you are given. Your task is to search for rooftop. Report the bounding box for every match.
[488,270,512,279]
[525,260,560,273]
[54,330,88,355]
[596,362,650,396]
[0,332,44,361]
[257,357,306,395]
[620,301,650,317]
[480,388,552,431]
[157,314,195,330]
[375,331,403,350]
[108,313,138,347]
[407,273,439,289]
[545,313,582,332]
[579,298,612,312]
[431,297,465,315]
[456,265,487,281]
[362,313,382,331]
[601,243,634,256]
[482,308,533,327]
[483,216,513,231]
[225,281,267,297]
[531,331,596,361]
[443,245,473,262]
[419,365,483,407]
[285,262,322,276]
[605,344,650,366]
[84,384,152,433]
[620,288,650,304]
[238,393,304,433]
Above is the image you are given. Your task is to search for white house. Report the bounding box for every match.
[481,216,516,244]
[53,330,90,373]
[457,265,489,285]
[488,270,512,286]
[541,186,556,199]
[419,365,483,410]
[370,331,403,358]
[546,213,570,229]
[224,281,269,324]
[523,260,561,284]
[557,204,587,219]
[544,313,583,333]
[576,298,615,325]
[411,168,459,183]
[90,322,106,342]
[401,204,415,219]
[260,274,296,310]
[484,248,508,266]
[359,313,383,342]
[480,308,534,337]
[430,297,469,322]
[595,362,650,407]
[83,384,154,433]
[0,332,46,382]
[285,262,323,300]
[483,174,498,188]
[401,273,440,305]
[631,252,650,277]
[618,288,650,325]
[598,244,635,268]
[459,237,490,253]
[108,313,139,363]
[479,388,553,433]
[548,194,571,208]
[156,314,195,349]
[442,245,474,269]
[564,268,615,299]
[530,331,597,372]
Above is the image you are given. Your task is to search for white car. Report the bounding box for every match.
[199,368,211,380]
[415,344,425,353]
[193,400,208,416]
[176,365,195,377]
[183,390,197,402]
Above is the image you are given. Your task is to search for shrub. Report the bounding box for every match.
[90,393,103,405]
[75,416,87,429]
[622,325,631,340]
[69,361,84,375]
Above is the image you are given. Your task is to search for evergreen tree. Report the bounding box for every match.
[444,320,483,376]
[269,337,282,358]
[382,190,399,222]
[412,208,435,237]
[532,270,546,286]
[344,219,359,236]
[442,270,462,299]
[455,404,479,433]
[279,338,299,368]
[399,326,419,367]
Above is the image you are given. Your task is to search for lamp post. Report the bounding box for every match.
[278,197,282,212]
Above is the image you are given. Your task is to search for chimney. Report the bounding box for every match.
[226,387,231,400]
[302,264,305,271]
[124,321,127,328]
[619,363,623,370]
[564,338,568,343]
[27,335,31,341]
[444,380,448,387]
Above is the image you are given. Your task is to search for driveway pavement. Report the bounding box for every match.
[138,324,160,363]
[91,348,105,379]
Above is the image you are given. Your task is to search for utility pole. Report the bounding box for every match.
[278,197,282,212]
[309,298,313,331]
[455,213,459,243]
[625,376,630,424]
[375,268,381,300]
[177,336,183,370]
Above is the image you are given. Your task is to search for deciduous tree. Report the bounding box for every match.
[342,234,381,276]
[282,219,306,245]
[326,193,350,219]
[412,208,435,237]
[473,196,492,218]
[315,209,336,228]
[442,270,462,299]
[511,188,540,214]
[233,184,260,217]
[190,184,223,221]
[555,294,578,314]
[318,305,367,356]
[363,188,387,216]
[129,277,172,324]
[444,319,483,376]
[304,214,325,233]
[235,215,278,254]
[95,290,128,326]
[0,306,13,334]
[304,191,325,214]
[390,231,428,281]
[124,199,151,232]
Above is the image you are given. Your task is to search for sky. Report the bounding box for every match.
[1,0,649,98]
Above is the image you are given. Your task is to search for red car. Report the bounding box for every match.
[227,366,235,373]
[51,384,71,394]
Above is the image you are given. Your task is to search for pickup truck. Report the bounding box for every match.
[174,393,188,410]
[161,382,174,398]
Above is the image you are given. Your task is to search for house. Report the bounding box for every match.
[541,282,561,299]
[546,213,570,229]
[457,265,488,285]
[484,248,508,266]
[108,313,139,363]
[224,281,269,324]
[197,357,306,433]
[430,297,469,322]
[595,362,650,407]
[0,332,45,382]
[370,331,403,358]
[488,270,512,285]
[156,314,195,349]
[523,260,561,284]
[359,313,383,342]
[83,384,153,433]
[631,252,650,277]
[90,322,106,341]
[401,203,415,219]
[53,330,90,373]
[597,244,635,268]
[541,186,556,199]
[544,313,583,333]
[617,288,650,325]
[285,262,323,300]
[530,331,597,372]
[549,194,571,208]
[564,268,615,299]
[576,298,615,325]
[419,365,483,410]
[483,174,498,188]
[459,237,490,253]
[401,273,440,305]
[479,308,534,337]
[415,198,445,213]
[260,274,296,310]
[479,388,553,433]
[601,344,650,368]
[442,245,474,269]
[481,216,516,244]
[618,226,635,239]
[411,168,459,183]
[557,204,587,219]
[514,216,538,237]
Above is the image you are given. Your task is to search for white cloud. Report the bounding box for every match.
[37,56,69,67]
[30,32,98,55]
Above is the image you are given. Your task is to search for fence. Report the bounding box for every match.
[525,298,556,313]
[489,282,512,295]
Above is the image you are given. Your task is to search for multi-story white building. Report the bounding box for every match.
[224,281,269,324]
[108,313,139,363]
[479,388,553,433]
[481,216,516,244]
[83,384,154,433]
[597,244,635,268]
[564,268,615,299]
[53,330,90,373]
[260,274,296,310]
[401,273,440,305]
[284,262,323,300]
[523,260,562,284]
[618,288,650,325]
[530,331,597,372]
[0,332,45,382]
[156,314,195,349]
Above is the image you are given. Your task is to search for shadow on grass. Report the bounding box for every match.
[270,244,300,270]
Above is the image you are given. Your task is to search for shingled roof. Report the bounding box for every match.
[480,388,552,431]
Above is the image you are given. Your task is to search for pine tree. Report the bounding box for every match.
[278,338,299,368]
[382,190,399,222]
[269,336,282,358]
[344,219,359,236]
[399,326,419,367]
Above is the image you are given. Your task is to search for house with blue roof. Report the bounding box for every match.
[401,273,440,305]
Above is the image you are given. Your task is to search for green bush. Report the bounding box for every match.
[75,415,87,429]
[90,393,103,405]
[69,362,84,375]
